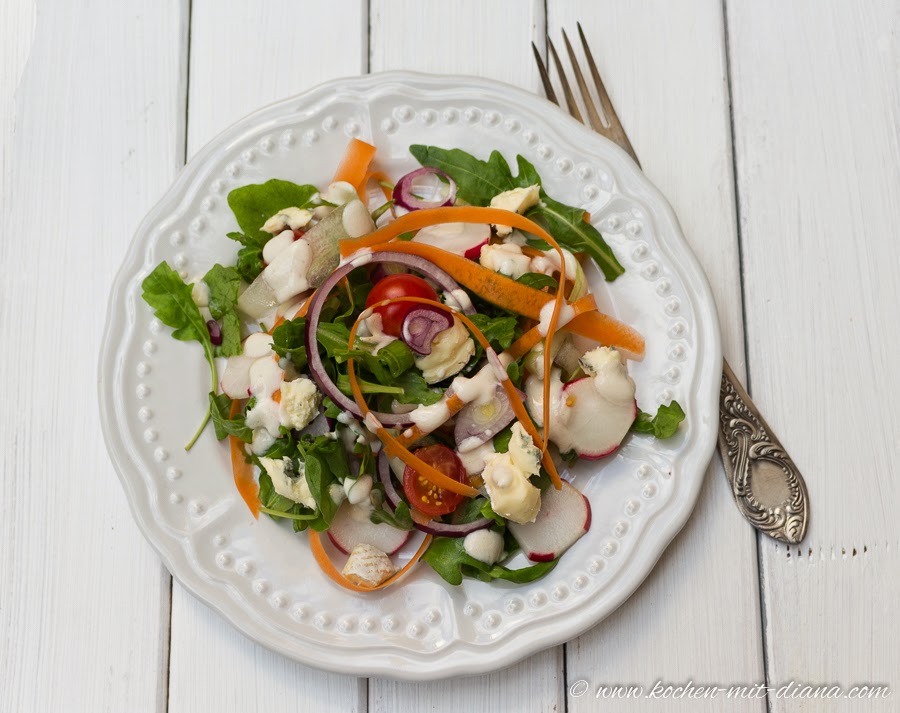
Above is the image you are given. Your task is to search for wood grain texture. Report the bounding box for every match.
[727,0,900,709]
[368,3,565,711]
[166,3,369,712]
[0,1,187,712]
[546,2,767,710]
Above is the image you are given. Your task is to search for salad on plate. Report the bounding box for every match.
[141,138,684,592]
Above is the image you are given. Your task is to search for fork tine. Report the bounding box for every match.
[531,42,559,106]
[577,22,639,165]
[561,28,606,133]
[547,38,584,124]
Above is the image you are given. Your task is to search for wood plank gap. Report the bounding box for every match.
[721,3,771,712]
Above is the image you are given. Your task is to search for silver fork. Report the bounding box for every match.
[533,24,809,545]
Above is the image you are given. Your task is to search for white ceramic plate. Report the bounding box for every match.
[99,72,721,680]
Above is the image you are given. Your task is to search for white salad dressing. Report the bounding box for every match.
[537,301,576,337]
[261,207,312,234]
[408,400,451,434]
[530,246,579,280]
[479,242,532,278]
[463,529,504,565]
[443,288,473,313]
[457,441,496,475]
[262,229,295,264]
[261,237,312,303]
[359,312,397,355]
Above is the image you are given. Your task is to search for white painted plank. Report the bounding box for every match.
[367,2,565,710]
[0,2,186,712]
[370,0,545,90]
[545,3,767,710]
[727,1,900,709]
[166,2,369,712]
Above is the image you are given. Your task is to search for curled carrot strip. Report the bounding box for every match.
[362,170,394,202]
[505,294,598,360]
[332,138,377,199]
[348,295,562,490]
[341,206,568,463]
[229,399,259,518]
[309,529,432,592]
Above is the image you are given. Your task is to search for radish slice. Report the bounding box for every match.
[393,167,456,211]
[243,332,274,358]
[412,222,490,259]
[327,501,410,555]
[221,355,255,398]
[508,481,591,562]
[559,377,637,459]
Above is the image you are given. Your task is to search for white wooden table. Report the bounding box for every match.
[2,1,898,711]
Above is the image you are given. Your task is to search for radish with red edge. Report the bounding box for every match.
[220,355,255,398]
[507,481,591,562]
[327,501,410,555]
[411,222,491,259]
[560,378,637,459]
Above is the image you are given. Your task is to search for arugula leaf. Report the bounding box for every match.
[225,232,267,284]
[480,500,506,527]
[410,145,624,281]
[271,318,307,370]
[467,313,518,351]
[142,262,217,447]
[493,427,513,453]
[524,192,624,281]
[633,401,686,439]
[516,272,558,291]
[336,374,403,396]
[390,371,444,405]
[257,467,299,514]
[208,392,253,442]
[369,501,415,531]
[422,535,558,586]
[316,322,415,382]
[202,264,242,356]
[227,179,318,240]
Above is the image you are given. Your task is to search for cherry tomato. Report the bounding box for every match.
[365,274,438,337]
[403,445,467,517]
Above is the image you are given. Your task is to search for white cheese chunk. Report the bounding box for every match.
[261,207,313,234]
[489,184,541,236]
[414,317,475,384]
[279,377,320,431]
[481,451,541,525]
[259,457,316,510]
[341,543,396,587]
[479,242,532,278]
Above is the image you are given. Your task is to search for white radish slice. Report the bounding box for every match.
[248,356,283,397]
[236,275,279,319]
[327,501,411,555]
[560,377,637,459]
[220,355,255,398]
[243,332,275,358]
[508,481,591,562]
[412,222,490,259]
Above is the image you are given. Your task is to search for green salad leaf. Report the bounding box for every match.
[208,392,253,442]
[227,179,319,239]
[369,501,415,531]
[467,313,518,352]
[633,401,686,439]
[410,145,624,281]
[141,261,217,448]
[202,264,242,357]
[271,318,308,370]
[422,536,558,586]
[516,272,558,291]
[225,231,267,284]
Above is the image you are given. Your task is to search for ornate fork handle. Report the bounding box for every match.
[718,361,808,543]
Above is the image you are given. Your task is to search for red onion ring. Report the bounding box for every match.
[206,319,222,346]
[401,307,453,355]
[392,167,457,211]
[304,250,476,425]
[377,452,492,538]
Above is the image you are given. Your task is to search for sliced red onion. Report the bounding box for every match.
[305,251,476,425]
[393,167,457,211]
[207,319,222,346]
[376,452,491,538]
[371,262,408,282]
[454,386,523,451]
[401,307,453,355]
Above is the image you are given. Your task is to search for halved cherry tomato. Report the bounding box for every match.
[365,274,438,337]
[403,444,467,517]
